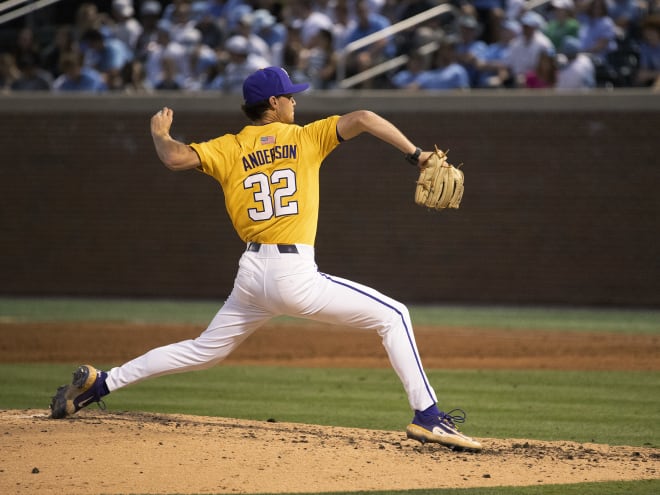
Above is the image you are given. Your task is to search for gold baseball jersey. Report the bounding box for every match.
[190,115,341,245]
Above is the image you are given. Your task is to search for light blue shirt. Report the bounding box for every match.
[53,68,108,92]
[579,17,617,57]
[416,64,470,90]
[343,13,396,57]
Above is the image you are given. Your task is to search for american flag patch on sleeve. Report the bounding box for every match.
[260,136,276,145]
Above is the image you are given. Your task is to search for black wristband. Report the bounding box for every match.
[405,147,422,166]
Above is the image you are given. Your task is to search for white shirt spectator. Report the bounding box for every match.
[235,12,274,65]
[209,57,266,93]
[556,53,596,89]
[110,0,143,51]
[506,12,555,79]
[207,35,269,93]
[144,26,188,87]
[301,11,335,48]
[506,0,526,21]
[556,37,596,89]
[176,27,218,90]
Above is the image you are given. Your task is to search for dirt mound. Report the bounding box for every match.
[2,409,658,495]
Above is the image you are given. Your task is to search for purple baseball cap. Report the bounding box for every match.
[242,67,309,105]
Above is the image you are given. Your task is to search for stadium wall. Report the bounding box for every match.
[1,91,658,306]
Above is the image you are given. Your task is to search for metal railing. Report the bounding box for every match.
[336,3,456,89]
[0,0,64,25]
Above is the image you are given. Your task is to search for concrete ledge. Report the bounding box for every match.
[1,89,660,113]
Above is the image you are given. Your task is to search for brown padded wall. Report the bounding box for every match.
[1,96,658,306]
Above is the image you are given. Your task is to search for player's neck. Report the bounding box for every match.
[256,109,293,126]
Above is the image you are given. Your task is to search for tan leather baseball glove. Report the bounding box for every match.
[415,146,464,210]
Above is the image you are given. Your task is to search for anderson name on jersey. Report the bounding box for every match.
[242,144,298,171]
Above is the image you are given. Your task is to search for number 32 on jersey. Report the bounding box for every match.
[244,169,298,221]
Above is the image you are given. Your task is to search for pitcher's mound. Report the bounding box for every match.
[2,409,658,494]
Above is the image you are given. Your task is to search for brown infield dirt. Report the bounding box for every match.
[1,321,659,494]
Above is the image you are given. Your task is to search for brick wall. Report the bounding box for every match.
[1,93,658,306]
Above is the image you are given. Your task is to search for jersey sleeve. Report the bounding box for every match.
[300,115,341,162]
[189,135,235,182]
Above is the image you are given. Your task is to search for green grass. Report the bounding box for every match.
[1,297,659,333]
[0,297,222,325]
[410,305,660,334]
[1,364,658,448]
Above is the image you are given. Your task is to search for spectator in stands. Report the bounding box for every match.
[289,0,335,48]
[154,56,184,89]
[11,54,53,91]
[314,0,341,20]
[135,1,164,62]
[505,10,555,86]
[168,1,199,44]
[330,0,357,50]
[394,23,439,68]
[179,27,218,90]
[303,28,340,89]
[393,5,443,58]
[201,0,244,23]
[122,59,153,93]
[280,16,334,87]
[162,0,191,22]
[73,3,106,42]
[391,0,438,24]
[12,27,42,65]
[233,11,273,65]
[525,47,558,88]
[555,35,596,88]
[635,15,660,87]
[0,54,20,92]
[252,9,287,66]
[146,21,211,89]
[52,51,108,91]
[223,2,255,33]
[41,25,78,78]
[144,21,176,87]
[368,0,387,15]
[80,28,133,89]
[278,19,305,78]
[405,35,471,90]
[390,49,431,88]
[8,0,659,92]
[506,0,526,21]
[578,0,618,60]
[341,0,396,87]
[109,0,143,52]
[206,35,267,92]
[608,0,645,40]
[544,0,581,51]
[194,4,226,50]
[455,15,489,87]
[476,18,520,88]
[463,0,507,44]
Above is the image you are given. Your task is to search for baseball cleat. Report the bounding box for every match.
[406,408,483,451]
[50,364,108,419]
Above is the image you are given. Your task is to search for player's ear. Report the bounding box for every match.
[268,95,278,108]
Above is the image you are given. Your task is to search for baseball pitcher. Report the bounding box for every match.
[50,66,480,451]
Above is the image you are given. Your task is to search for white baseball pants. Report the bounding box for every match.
[106,244,438,412]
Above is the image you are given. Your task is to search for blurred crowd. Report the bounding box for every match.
[1,0,659,93]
